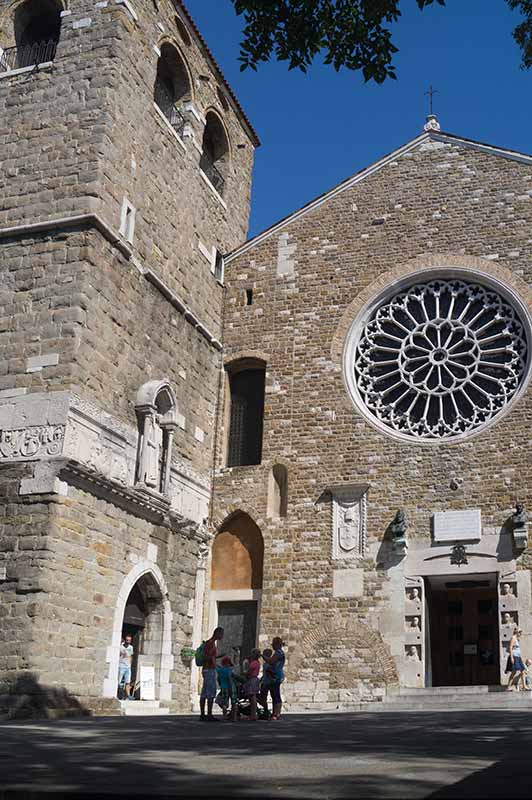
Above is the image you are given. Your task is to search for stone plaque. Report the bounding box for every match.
[332,568,364,598]
[433,509,481,543]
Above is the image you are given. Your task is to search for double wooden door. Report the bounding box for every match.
[430,586,499,686]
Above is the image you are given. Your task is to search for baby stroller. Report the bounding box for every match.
[234,678,270,720]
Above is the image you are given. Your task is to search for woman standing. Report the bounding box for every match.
[263,636,285,720]
[506,628,526,690]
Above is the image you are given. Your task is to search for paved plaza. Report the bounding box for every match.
[1,710,532,799]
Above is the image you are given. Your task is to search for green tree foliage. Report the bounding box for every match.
[231,0,532,83]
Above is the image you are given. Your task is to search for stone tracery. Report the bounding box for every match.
[352,278,528,439]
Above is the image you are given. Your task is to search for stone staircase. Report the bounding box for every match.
[120,699,170,717]
[366,685,532,712]
[286,686,532,714]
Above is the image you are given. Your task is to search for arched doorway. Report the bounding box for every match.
[103,563,173,702]
[121,576,164,698]
[209,513,264,669]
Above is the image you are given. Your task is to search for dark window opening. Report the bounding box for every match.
[214,251,224,282]
[200,112,229,196]
[154,44,191,138]
[227,368,265,467]
[6,0,62,71]
[175,16,191,47]
[245,289,253,306]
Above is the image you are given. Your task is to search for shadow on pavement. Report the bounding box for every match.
[1,710,532,798]
[0,673,90,721]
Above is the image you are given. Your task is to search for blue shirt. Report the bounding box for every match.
[216,665,234,691]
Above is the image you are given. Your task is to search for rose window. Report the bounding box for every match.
[351,279,528,439]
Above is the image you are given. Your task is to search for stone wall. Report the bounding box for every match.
[214,135,532,707]
[0,0,255,715]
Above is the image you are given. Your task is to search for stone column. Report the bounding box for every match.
[189,542,209,711]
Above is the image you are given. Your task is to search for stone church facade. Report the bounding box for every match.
[0,0,531,717]
[211,127,532,709]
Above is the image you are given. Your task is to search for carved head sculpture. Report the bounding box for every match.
[412,616,420,629]
[410,587,420,600]
[503,612,512,625]
[407,645,419,661]
[501,583,514,596]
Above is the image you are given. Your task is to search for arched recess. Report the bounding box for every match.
[224,357,266,468]
[200,110,231,196]
[208,512,264,667]
[135,380,178,495]
[154,41,192,137]
[292,618,399,691]
[103,561,173,702]
[267,464,288,519]
[6,0,62,68]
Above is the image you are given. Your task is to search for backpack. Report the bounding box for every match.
[195,641,206,667]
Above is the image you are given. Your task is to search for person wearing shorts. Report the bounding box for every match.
[200,626,224,721]
[118,634,134,699]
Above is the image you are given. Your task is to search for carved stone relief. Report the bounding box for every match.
[0,425,65,459]
[331,485,367,560]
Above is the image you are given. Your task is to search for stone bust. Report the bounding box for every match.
[411,616,421,630]
[501,582,515,596]
[512,502,528,550]
[406,645,420,662]
[514,502,527,526]
[408,587,421,602]
[391,509,408,552]
[502,612,513,625]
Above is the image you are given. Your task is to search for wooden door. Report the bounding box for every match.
[217,600,258,670]
[430,586,499,686]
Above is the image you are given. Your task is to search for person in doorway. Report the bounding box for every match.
[506,628,526,690]
[200,626,224,721]
[118,633,134,699]
[261,636,286,720]
[242,649,261,721]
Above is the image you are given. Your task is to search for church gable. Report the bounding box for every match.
[228,130,532,267]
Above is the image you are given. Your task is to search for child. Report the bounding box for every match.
[243,648,261,721]
[216,655,237,721]
[261,649,275,684]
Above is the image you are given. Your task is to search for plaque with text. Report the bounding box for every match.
[433,509,482,543]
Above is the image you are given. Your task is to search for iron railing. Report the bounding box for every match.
[0,39,58,73]
[154,80,186,139]
[199,152,225,196]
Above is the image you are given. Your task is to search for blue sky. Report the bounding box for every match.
[188,1,532,238]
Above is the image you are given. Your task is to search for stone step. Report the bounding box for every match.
[120,700,170,717]
[386,685,496,697]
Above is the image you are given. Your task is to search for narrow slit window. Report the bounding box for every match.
[214,251,224,283]
[120,198,136,244]
[245,289,253,306]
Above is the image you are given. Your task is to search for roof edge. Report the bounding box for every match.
[227,130,532,263]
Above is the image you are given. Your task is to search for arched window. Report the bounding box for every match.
[135,381,178,495]
[267,464,288,519]
[13,0,61,69]
[226,361,265,468]
[200,111,230,196]
[154,43,191,138]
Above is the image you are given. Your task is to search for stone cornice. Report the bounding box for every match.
[61,459,204,538]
